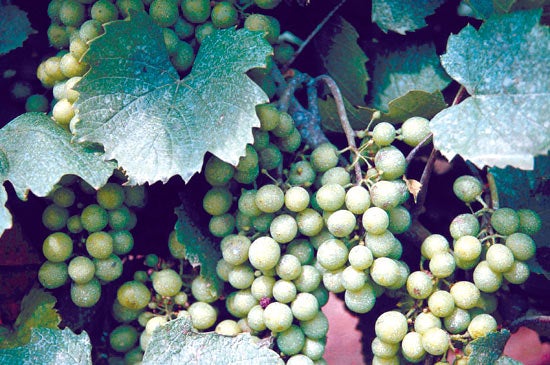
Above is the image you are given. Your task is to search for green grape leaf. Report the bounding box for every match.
[432,10,550,170]
[468,329,511,364]
[74,11,271,185]
[379,90,448,123]
[0,288,61,349]
[372,0,445,34]
[460,0,495,20]
[370,42,451,112]
[494,355,523,365]
[142,316,280,364]
[0,113,115,200]
[174,193,222,291]
[318,95,375,132]
[0,5,35,56]
[494,0,549,13]
[0,327,92,365]
[314,15,369,105]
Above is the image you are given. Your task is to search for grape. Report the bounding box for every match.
[203,187,233,216]
[296,208,324,237]
[270,214,298,243]
[372,356,399,365]
[491,208,519,235]
[258,143,283,170]
[215,319,241,336]
[42,232,73,262]
[287,354,314,365]
[287,239,314,265]
[401,116,430,147]
[453,235,482,262]
[272,112,295,138]
[113,299,143,324]
[321,268,345,293]
[276,254,302,281]
[247,305,267,331]
[145,315,168,335]
[476,292,498,314]
[443,307,471,334]
[375,311,408,344]
[81,204,109,232]
[300,311,329,340]
[91,0,119,24]
[326,209,356,237]
[51,186,75,208]
[263,302,293,332]
[372,122,396,147]
[25,94,49,112]
[236,145,259,172]
[116,0,145,18]
[517,209,542,235]
[244,13,280,44]
[79,19,104,42]
[124,346,144,364]
[429,251,456,278]
[365,231,398,258]
[362,207,389,234]
[38,261,68,289]
[181,0,211,24]
[449,281,480,310]
[428,290,455,317]
[374,146,407,180]
[284,187,310,213]
[369,181,402,210]
[42,203,69,231]
[188,302,217,330]
[317,239,348,270]
[97,183,125,210]
[370,257,401,287]
[467,313,497,339]
[252,213,274,233]
[250,275,274,300]
[503,260,530,284]
[59,53,89,78]
[117,280,151,310]
[204,156,234,186]
[401,331,426,363]
[421,327,449,355]
[406,271,434,299]
[94,254,123,282]
[387,205,411,234]
[273,42,295,65]
[348,245,374,270]
[486,243,515,273]
[301,337,325,361]
[86,231,114,259]
[152,269,183,297]
[226,289,258,318]
[371,336,399,359]
[248,236,281,271]
[414,312,441,335]
[310,143,339,173]
[344,283,376,314]
[110,324,138,353]
[341,266,368,291]
[288,160,317,187]
[68,256,95,284]
[505,232,536,261]
[228,264,255,290]
[209,213,235,237]
[220,234,251,266]
[255,184,284,213]
[52,99,74,126]
[59,0,86,27]
[453,175,483,203]
[277,324,305,356]
[272,279,297,303]
[291,292,319,321]
[449,213,480,239]
[237,190,262,217]
[473,261,503,293]
[71,277,102,307]
[321,166,350,186]
[316,184,345,212]
[344,185,370,215]
[254,0,282,10]
[294,265,322,293]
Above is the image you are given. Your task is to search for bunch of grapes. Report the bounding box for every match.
[38,174,146,309]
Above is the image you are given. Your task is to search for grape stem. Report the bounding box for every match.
[405,132,433,165]
[486,172,499,209]
[410,147,438,219]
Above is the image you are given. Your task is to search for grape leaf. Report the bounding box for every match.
[314,15,369,105]
[0,113,115,200]
[509,315,550,337]
[432,10,550,170]
[142,316,280,364]
[372,0,445,34]
[460,0,495,20]
[318,95,375,132]
[174,193,222,291]
[468,329,510,364]
[0,288,61,349]
[379,90,448,123]
[0,184,12,235]
[494,0,549,13]
[494,355,523,365]
[0,5,35,56]
[0,327,92,365]
[74,11,271,185]
[370,42,451,112]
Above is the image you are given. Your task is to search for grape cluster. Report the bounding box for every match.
[38,175,146,310]
[38,0,294,132]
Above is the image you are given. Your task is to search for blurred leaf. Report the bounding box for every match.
[379,90,447,123]
[494,355,523,364]
[494,0,550,13]
[318,96,375,132]
[468,329,510,364]
[372,0,445,34]
[509,315,550,336]
[433,10,550,170]
[460,0,495,19]
[142,316,280,364]
[314,16,369,105]
[0,5,35,56]
[0,328,91,364]
[74,11,271,185]
[370,42,451,112]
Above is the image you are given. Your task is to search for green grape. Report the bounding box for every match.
[86,231,114,259]
[68,256,95,284]
[203,187,233,216]
[59,53,89,78]
[453,175,483,203]
[145,254,159,267]
[181,0,211,24]
[406,271,434,299]
[344,283,376,314]
[375,311,408,344]
[133,270,149,283]
[171,41,195,72]
[226,289,258,318]
[301,337,325,361]
[273,279,297,303]
[64,76,81,103]
[374,146,407,180]
[288,160,317,187]
[505,232,536,261]
[258,143,283,170]
[246,305,266,331]
[94,254,123,282]
[270,214,298,243]
[341,266,368,291]
[79,19,104,42]
[71,277,101,307]
[285,187,310,213]
[190,276,220,304]
[316,184,345,212]
[254,0,282,10]
[81,204,109,232]
[116,0,145,18]
[51,186,75,208]
[255,103,280,131]
[443,307,471,334]
[503,260,530,284]
[372,122,396,147]
[476,292,498,314]
[491,208,520,235]
[221,234,251,266]
[310,143,338,173]
[421,327,449,356]
[517,209,542,235]
[188,301,217,330]
[168,230,186,259]
[421,234,449,259]
[273,42,295,65]
[152,269,183,297]
[209,213,235,237]
[263,302,293,332]
[275,254,302,281]
[386,205,411,234]
[272,112,294,138]
[249,236,280,271]
[59,0,86,27]
[286,354,314,365]
[429,252,456,278]
[42,203,69,231]
[362,207,389,235]
[401,116,430,147]
[369,181,402,210]
[371,336,399,359]
[450,281,480,309]
[25,94,49,112]
[428,290,455,317]
[449,213,480,239]
[38,261,68,289]
[275,127,302,153]
[91,0,119,24]
[117,280,151,310]
[320,166,350,187]
[52,99,74,127]
[48,0,64,22]
[344,185,370,215]
[251,275,275,300]
[238,190,261,217]
[317,239,348,271]
[414,312,441,335]
[97,182,125,210]
[348,244,373,270]
[108,206,132,231]
[326,209,356,237]
[300,311,329,340]
[370,257,401,287]
[215,319,241,336]
[473,261,503,293]
[322,268,345,293]
[486,243,515,273]
[228,264,255,290]
[286,240,314,265]
[401,331,426,363]
[453,235,482,262]
[311,284,329,307]
[43,232,73,262]
[148,0,178,27]
[211,1,238,28]
[109,230,133,255]
[174,16,195,39]
[233,165,260,184]
[294,265,322,293]
[387,260,409,290]
[236,145,259,172]
[113,299,143,323]
[252,213,274,233]
[255,184,284,213]
[365,231,398,258]
[244,13,280,44]
[467,313,497,339]
[110,324,138,353]
[291,293,319,321]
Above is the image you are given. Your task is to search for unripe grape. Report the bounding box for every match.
[476,292,498,314]
[321,166,350,187]
[450,213,480,239]
[374,146,407,180]
[300,311,329,340]
[168,230,186,259]
[60,0,86,27]
[421,327,449,355]
[317,239,348,270]
[344,283,376,314]
[174,291,188,305]
[288,160,316,187]
[348,244,374,270]
[345,185,371,214]
[60,53,89,78]
[370,257,401,287]
[322,268,345,294]
[252,213,274,233]
[428,290,455,317]
[68,256,95,284]
[43,232,73,262]
[473,261,503,293]
[443,307,471,334]
[108,205,132,230]
[450,281,480,309]
[467,313,497,339]
[362,207,389,234]
[94,254,123,282]
[71,277,101,307]
[429,252,456,278]
[326,209,356,237]
[273,42,295,65]
[301,337,325,361]
[372,122,396,147]
[453,175,483,203]
[116,0,145,18]
[310,143,339,173]
[236,145,259,172]
[364,231,398,258]
[293,265,322,293]
[188,302,217,330]
[287,354,314,365]
[247,305,266,331]
[486,244,515,273]
[275,254,302,281]
[491,208,520,235]
[52,99,75,126]
[226,289,258,318]
[453,235,482,262]
[503,260,530,284]
[210,214,234,236]
[42,203,69,231]
[204,155,234,186]
[258,143,283,170]
[341,266,368,291]
[370,181,402,210]
[214,319,240,336]
[375,311,408,344]
[221,234,251,266]
[286,239,314,265]
[406,271,434,299]
[38,261,68,289]
[250,275,275,300]
[114,299,143,323]
[228,264,255,290]
[401,116,430,147]
[414,312,441,335]
[92,0,119,24]
[291,292,319,321]
[86,231,113,259]
[110,324,138,353]
[296,208,324,237]
[181,0,211,24]
[263,302,293,332]
[238,190,262,217]
[372,337,399,359]
[249,236,280,271]
[152,269,183,297]
[81,204,109,232]
[505,232,536,261]
[517,209,542,235]
[203,187,233,216]
[244,13,279,44]
[272,279,297,303]
[255,103,280,132]
[79,19,104,42]
[254,0,282,10]
[401,331,426,363]
[270,214,298,243]
[191,276,220,303]
[284,186,310,213]
[255,184,284,213]
[316,184,345,212]
[117,280,151,310]
[387,205,411,234]
[276,324,305,356]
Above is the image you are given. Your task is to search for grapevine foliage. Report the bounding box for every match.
[0,5,34,56]
[372,0,445,34]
